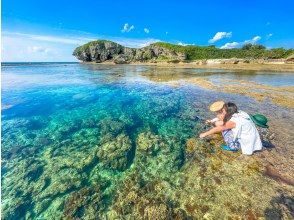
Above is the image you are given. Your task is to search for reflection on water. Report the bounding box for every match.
[1,63,293,219]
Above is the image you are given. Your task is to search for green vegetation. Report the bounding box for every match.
[73,39,294,61]
[73,40,118,56]
[151,42,294,60]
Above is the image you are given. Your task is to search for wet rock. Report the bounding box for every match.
[256,127,276,148]
[173,208,191,220]
[26,118,47,130]
[63,186,103,220]
[185,137,211,160]
[36,168,85,200]
[97,133,132,171]
[26,163,44,182]
[136,132,163,156]
[59,122,81,137]
[81,118,98,128]
[263,165,294,186]
[144,203,172,220]
[35,137,53,146]
[98,118,126,137]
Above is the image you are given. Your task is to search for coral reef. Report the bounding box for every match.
[2,63,293,219]
[97,133,133,171]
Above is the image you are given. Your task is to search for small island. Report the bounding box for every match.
[73,40,294,71]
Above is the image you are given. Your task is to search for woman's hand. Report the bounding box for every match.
[205,120,211,124]
[199,132,207,138]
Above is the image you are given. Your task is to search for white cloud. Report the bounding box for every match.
[3,32,95,45]
[178,42,187,46]
[220,42,240,49]
[121,23,135,33]
[177,42,195,46]
[244,35,261,44]
[27,46,51,53]
[2,33,74,62]
[220,35,262,49]
[266,33,273,39]
[144,28,150,34]
[209,32,232,43]
[2,31,161,61]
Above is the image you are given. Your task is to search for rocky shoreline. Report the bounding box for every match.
[83,60,294,72]
[73,40,294,71]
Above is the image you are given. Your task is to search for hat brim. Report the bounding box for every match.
[250,115,269,128]
[209,101,225,112]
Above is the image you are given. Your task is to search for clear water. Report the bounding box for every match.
[1,63,292,219]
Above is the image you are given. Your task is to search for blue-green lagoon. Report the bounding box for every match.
[1,63,293,219]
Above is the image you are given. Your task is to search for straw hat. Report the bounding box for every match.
[209,101,225,112]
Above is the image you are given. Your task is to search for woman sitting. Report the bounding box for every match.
[199,101,263,155]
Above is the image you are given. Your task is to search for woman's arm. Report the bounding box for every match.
[199,121,236,138]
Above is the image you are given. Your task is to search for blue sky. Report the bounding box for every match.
[2,0,294,61]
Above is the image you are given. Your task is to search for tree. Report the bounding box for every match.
[242,43,266,50]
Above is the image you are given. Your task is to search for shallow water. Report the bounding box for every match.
[1,63,293,219]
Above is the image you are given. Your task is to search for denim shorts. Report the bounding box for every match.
[222,129,240,150]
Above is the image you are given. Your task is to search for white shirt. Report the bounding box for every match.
[230,110,263,155]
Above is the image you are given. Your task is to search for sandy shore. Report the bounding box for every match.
[82,60,294,72]
[133,62,294,72]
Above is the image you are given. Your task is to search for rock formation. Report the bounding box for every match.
[73,40,187,63]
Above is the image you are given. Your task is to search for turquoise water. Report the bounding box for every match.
[1,63,292,219]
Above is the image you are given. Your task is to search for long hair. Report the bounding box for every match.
[223,102,238,123]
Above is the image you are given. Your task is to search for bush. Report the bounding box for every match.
[151,42,293,60]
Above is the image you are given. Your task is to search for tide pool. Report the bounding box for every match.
[1,63,291,219]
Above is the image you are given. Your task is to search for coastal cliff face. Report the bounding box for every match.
[73,40,187,63]
[73,40,294,64]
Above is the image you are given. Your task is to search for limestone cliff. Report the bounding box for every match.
[73,40,187,63]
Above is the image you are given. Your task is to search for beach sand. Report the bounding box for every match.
[87,60,294,72]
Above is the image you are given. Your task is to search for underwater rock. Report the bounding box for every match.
[59,122,81,137]
[136,132,164,156]
[2,196,33,220]
[186,138,198,156]
[36,167,85,200]
[172,208,192,220]
[26,163,44,182]
[26,118,48,130]
[81,118,98,128]
[97,133,132,171]
[35,137,53,146]
[63,186,103,220]
[98,118,126,137]
[143,203,172,220]
[185,137,211,160]
[133,133,185,181]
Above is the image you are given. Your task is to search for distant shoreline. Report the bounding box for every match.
[81,60,294,72]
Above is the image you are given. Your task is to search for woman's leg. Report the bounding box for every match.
[221,129,240,151]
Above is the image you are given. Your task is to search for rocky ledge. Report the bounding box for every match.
[73,40,186,64]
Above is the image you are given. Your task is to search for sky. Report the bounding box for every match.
[2,0,294,62]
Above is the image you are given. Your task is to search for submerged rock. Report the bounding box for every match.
[143,203,172,220]
[97,133,133,171]
[63,186,103,220]
[136,132,163,156]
